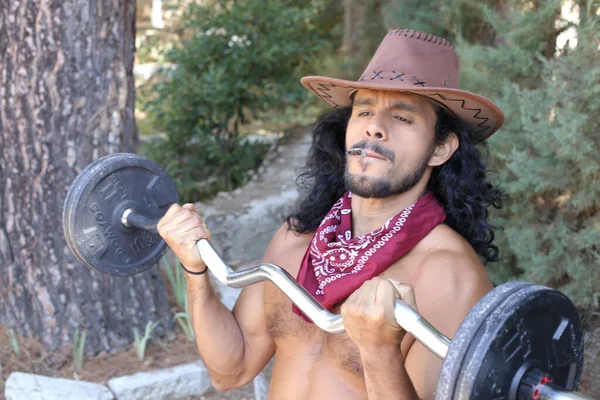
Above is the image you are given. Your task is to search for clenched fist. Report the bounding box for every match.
[157,203,211,273]
[341,277,417,351]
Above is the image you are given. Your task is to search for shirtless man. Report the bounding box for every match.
[157,29,506,399]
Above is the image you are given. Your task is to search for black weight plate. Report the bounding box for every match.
[436,282,534,400]
[454,284,584,400]
[63,153,179,276]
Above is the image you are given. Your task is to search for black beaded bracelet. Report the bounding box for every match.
[180,263,208,275]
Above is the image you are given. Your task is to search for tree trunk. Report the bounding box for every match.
[341,0,386,78]
[0,0,172,354]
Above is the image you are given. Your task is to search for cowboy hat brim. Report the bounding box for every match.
[301,76,504,141]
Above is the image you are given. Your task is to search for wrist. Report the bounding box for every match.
[180,262,208,275]
[359,343,405,364]
[183,264,211,285]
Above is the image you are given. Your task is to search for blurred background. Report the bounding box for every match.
[0,0,598,398]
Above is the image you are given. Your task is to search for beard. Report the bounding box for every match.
[344,150,432,198]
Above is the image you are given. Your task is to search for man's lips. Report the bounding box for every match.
[363,149,387,160]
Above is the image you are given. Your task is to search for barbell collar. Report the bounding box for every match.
[519,368,593,400]
[123,209,160,234]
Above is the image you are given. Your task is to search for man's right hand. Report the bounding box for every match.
[157,203,211,273]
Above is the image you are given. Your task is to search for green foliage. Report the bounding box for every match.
[8,329,19,356]
[146,0,334,202]
[162,256,195,341]
[161,257,187,310]
[437,1,600,308]
[174,299,195,341]
[72,328,87,372]
[133,321,160,360]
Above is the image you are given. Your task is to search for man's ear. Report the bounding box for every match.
[428,133,459,167]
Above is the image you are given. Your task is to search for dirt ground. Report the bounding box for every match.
[0,321,263,400]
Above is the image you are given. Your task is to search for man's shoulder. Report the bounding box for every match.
[262,221,314,273]
[391,223,493,306]
[422,224,489,279]
[269,221,314,251]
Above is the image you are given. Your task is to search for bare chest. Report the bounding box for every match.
[263,230,424,378]
[265,283,365,376]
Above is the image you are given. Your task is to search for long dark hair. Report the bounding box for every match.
[287,105,506,264]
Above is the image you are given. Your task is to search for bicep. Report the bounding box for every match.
[229,222,298,379]
[402,258,493,399]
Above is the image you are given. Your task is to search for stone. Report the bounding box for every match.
[4,372,114,400]
[107,362,212,400]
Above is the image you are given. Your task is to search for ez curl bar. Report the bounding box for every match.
[63,153,594,400]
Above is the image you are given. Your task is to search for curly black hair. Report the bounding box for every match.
[287,105,506,264]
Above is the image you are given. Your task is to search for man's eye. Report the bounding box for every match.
[358,111,371,117]
[394,116,410,123]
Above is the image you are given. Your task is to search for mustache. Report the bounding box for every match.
[347,141,395,162]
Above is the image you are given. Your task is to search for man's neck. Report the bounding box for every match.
[351,185,427,237]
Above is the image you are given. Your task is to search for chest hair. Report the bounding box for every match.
[265,286,364,377]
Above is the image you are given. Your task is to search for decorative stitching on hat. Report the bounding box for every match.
[372,70,384,79]
[391,71,404,81]
[413,77,427,87]
[365,70,408,81]
[310,82,349,108]
[388,29,454,49]
[427,92,491,134]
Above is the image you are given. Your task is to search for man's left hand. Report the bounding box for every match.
[341,277,417,351]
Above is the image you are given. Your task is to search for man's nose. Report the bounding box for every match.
[365,115,388,141]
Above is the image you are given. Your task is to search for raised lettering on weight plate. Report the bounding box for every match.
[502,326,532,363]
[100,174,127,202]
[130,231,156,256]
[88,203,129,262]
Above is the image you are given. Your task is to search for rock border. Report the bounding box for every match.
[4,281,269,400]
[5,361,269,400]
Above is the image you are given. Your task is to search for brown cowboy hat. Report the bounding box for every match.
[301,29,504,141]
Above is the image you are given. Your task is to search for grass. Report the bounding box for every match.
[133,321,160,361]
[8,329,19,356]
[161,255,196,341]
[174,297,195,341]
[72,328,87,372]
[162,257,187,310]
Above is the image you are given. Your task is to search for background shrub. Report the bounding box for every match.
[145,0,336,202]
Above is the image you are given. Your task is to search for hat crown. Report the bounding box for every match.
[358,29,459,90]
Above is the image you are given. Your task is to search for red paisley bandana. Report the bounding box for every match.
[292,191,446,321]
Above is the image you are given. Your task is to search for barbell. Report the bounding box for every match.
[62,153,595,400]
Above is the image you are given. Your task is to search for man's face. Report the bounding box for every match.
[344,89,438,198]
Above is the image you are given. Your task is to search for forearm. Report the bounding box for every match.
[185,273,247,384]
[360,345,419,400]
